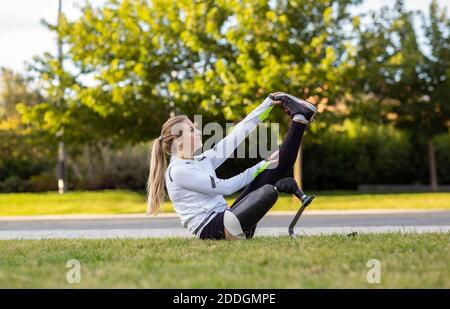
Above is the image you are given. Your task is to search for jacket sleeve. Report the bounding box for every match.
[171,160,269,196]
[200,95,274,169]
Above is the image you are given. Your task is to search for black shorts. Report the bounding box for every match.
[199,211,226,240]
[198,210,256,240]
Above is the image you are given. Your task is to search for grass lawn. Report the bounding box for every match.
[0,190,450,216]
[0,233,448,288]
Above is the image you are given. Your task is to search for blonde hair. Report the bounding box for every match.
[146,115,189,215]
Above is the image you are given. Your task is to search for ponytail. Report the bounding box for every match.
[146,137,167,215]
[146,115,189,215]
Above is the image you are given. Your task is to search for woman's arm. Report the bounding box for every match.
[200,95,275,169]
[171,160,268,196]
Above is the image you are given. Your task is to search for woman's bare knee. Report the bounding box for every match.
[224,228,239,240]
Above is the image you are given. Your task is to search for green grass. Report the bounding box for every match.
[0,190,146,216]
[0,190,449,216]
[0,233,448,288]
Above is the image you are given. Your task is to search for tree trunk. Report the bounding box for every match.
[427,137,438,192]
[84,144,94,181]
[67,155,83,180]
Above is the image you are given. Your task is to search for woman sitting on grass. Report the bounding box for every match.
[146,92,317,240]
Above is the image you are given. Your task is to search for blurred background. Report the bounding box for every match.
[0,0,449,214]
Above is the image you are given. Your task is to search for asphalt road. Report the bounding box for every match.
[0,210,449,239]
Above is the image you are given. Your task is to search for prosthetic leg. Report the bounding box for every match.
[275,177,315,238]
[224,177,315,239]
[224,184,279,239]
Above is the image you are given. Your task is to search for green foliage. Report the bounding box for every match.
[0,124,56,192]
[303,120,450,189]
[352,0,450,137]
[349,0,450,188]
[69,142,149,190]
[435,133,450,183]
[0,68,43,119]
[0,69,55,192]
[22,0,360,151]
[3,0,450,192]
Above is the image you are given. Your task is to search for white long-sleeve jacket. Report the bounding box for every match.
[165,95,274,237]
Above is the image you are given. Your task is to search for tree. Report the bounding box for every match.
[19,0,360,192]
[23,0,359,132]
[353,0,450,191]
[0,68,42,119]
[0,68,53,191]
[422,0,450,190]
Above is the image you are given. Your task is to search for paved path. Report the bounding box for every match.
[0,210,449,239]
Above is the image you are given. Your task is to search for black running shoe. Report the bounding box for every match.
[270,92,318,121]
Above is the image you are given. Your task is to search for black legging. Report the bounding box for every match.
[199,121,306,240]
[230,121,307,237]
